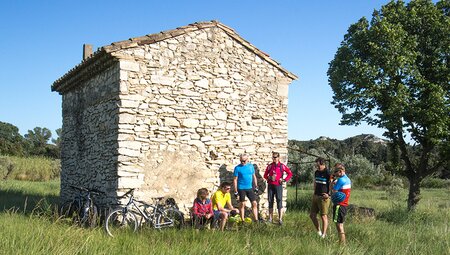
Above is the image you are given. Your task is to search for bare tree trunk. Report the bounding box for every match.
[407,176,421,211]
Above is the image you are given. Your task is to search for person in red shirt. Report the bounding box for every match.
[263,152,292,225]
[192,188,214,229]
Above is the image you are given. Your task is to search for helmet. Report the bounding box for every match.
[228,215,240,223]
[331,192,346,204]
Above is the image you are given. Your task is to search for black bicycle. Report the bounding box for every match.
[59,185,104,228]
[105,189,184,237]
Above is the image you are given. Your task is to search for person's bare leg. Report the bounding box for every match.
[220,213,227,231]
[321,214,328,237]
[268,208,273,222]
[278,208,283,221]
[336,223,346,244]
[239,202,245,221]
[310,213,320,233]
[251,201,258,221]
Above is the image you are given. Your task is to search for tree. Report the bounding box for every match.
[24,127,52,156]
[0,121,25,156]
[328,0,449,210]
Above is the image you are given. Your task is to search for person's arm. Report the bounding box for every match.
[332,178,342,194]
[207,202,213,217]
[226,199,234,211]
[283,164,293,182]
[233,176,238,193]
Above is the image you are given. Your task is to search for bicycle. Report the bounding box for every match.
[59,185,104,228]
[105,189,184,237]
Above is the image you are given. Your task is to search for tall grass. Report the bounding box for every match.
[0,155,60,181]
[0,181,449,255]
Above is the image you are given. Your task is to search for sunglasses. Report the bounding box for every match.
[272,156,278,159]
[224,187,231,190]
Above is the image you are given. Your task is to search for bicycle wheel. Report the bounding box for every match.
[79,203,98,228]
[105,208,138,237]
[156,208,184,229]
[59,201,80,223]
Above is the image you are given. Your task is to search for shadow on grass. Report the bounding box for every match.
[0,189,59,215]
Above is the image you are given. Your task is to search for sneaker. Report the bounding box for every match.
[267,218,272,224]
[278,220,283,226]
[317,230,322,237]
[321,233,326,238]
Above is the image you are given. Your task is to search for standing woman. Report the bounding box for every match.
[263,152,292,225]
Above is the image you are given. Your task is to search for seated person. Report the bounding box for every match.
[192,188,213,229]
[211,182,239,231]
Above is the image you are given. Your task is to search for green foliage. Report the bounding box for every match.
[0,155,60,181]
[25,127,52,156]
[327,0,450,210]
[0,121,26,156]
[342,154,381,177]
[420,177,450,188]
[0,121,61,158]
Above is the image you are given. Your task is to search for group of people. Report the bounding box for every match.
[191,152,352,244]
[310,157,352,243]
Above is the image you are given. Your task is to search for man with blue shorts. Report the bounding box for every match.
[233,154,259,222]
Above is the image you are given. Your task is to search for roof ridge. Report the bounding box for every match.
[52,20,297,92]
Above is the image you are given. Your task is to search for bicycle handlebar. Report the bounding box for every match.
[117,188,135,199]
[69,185,105,195]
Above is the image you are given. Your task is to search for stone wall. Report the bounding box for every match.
[112,27,293,214]
[60,64,120,203]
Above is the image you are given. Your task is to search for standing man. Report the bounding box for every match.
[263,152,292,225]
[211,182,239,231]
[310,157,332,238]
[332,163,352,244]
[233,154,259,222]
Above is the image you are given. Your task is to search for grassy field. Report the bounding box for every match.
[0,181,449,255]
[0,155,60,181]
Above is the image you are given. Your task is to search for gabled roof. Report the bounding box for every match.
[52,20,298,93]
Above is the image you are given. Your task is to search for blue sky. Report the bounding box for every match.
[0,0,393,141]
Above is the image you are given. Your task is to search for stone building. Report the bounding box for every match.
[51,21,297,215]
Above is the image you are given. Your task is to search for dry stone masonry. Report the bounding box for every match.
[52,21,297,215]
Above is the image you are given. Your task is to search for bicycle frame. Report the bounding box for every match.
[120,192,177,228]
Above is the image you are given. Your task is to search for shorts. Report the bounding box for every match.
[213,210,235,221]
[237,189,257,203]
[213,210,223,220]
[333,204,347,223]
[310,194,331,215]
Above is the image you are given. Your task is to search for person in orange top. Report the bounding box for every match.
[263,152,292,225]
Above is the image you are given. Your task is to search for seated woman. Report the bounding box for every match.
[192,188,214,229]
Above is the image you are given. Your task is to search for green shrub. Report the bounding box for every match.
[420,177,450,189]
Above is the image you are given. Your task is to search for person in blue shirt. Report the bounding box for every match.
[233,154,259,222]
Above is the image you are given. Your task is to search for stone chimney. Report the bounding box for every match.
[83,44,93,60]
